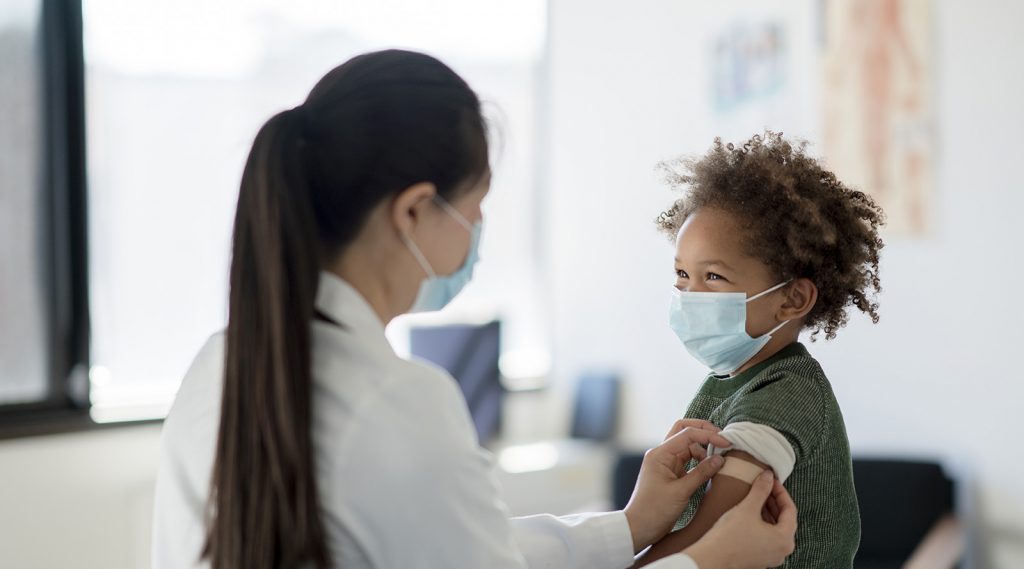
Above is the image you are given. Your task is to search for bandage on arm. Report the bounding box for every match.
[632,450,772,568]
[633,423,796,567]
[708,422,796,483]
[717,455,767,483]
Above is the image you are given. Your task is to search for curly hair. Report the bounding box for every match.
[656,131,885,340]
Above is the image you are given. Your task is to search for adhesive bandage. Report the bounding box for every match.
[718,456,767,484]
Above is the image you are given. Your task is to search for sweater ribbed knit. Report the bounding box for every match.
[674,342,861,569]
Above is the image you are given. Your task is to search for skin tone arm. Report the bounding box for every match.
[632,451,772,567]
[623,419,798,569]
[623,419,735,553]
[685,470,796,569]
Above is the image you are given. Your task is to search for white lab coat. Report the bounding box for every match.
[152,272,699,569]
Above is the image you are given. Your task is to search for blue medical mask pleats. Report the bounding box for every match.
[668,281,790,375]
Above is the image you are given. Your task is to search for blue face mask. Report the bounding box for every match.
[668,281,791,375]
[403,197,482,313]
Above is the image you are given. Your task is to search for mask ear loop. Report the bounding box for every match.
[748,280,795,338]
[433,196,474,232]
[745,279,794,303]
[766,319,790,336]
[402,234,437,279]
[402,195,456,279]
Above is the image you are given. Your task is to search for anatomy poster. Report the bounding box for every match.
[822,0,933,235]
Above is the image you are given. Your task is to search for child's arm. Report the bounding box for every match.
[631,451,770,568]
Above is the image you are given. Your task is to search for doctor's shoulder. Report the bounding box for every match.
[167,332,228,419]
[387,355,480,445]
[393,355,467,411]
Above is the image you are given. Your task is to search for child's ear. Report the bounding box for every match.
[778,278,817,321]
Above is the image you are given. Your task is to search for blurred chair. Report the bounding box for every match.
[853,459,965,569]
[410,321,503,444]
[609,454,966,569]
[611,450,645,510]
[570,373,621,442]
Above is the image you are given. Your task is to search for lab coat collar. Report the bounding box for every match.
[315,271,393,354]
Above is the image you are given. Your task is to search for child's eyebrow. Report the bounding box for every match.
[699,259,735,271]
[673,258,735,271]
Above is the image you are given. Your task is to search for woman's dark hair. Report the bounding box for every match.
[656,131,885,340]
[204,50,489,569]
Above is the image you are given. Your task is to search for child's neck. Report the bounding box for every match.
[731,331,800,377]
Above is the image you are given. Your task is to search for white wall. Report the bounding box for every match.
[0,425,162,569]
[543,0,1024,567]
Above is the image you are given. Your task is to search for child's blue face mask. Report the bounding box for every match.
[403,196,482,313]
[668,281,791,375]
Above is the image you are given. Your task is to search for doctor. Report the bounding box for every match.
[152,49,797,569]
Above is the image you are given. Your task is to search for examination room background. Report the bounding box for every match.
[1,0,1022,568]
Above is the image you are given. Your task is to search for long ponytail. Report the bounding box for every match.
[204,108,328,569]
[203,50,489,569]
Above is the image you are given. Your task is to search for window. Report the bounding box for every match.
[0,2,47,405]
[0,0,90,430]
[82,0,550,421]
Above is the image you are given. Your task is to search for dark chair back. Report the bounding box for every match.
[610,453,959,569]
[611,451,645,510]
[853,459,956,568]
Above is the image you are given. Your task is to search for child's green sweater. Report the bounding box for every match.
[674,342,861,569]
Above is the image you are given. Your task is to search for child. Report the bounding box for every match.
[635,132,884,568]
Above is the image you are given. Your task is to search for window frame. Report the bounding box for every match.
[0,0,95,438]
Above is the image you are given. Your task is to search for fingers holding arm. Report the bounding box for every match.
[656,427,732,462]
[621,425,731,556]
[664,419,722,441]
[686,472,797,569]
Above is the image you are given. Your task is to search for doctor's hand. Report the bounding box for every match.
[686,471,798,569]
[622,419,731,553]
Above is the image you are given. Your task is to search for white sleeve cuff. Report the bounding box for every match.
[708,421,796,482]
[599,513,700,569]
[512,511,696,569]
[511,510,635,569]
[594,510,639,569]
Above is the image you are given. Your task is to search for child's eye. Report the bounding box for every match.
[675,269,689,279]
[707,272,726,281]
